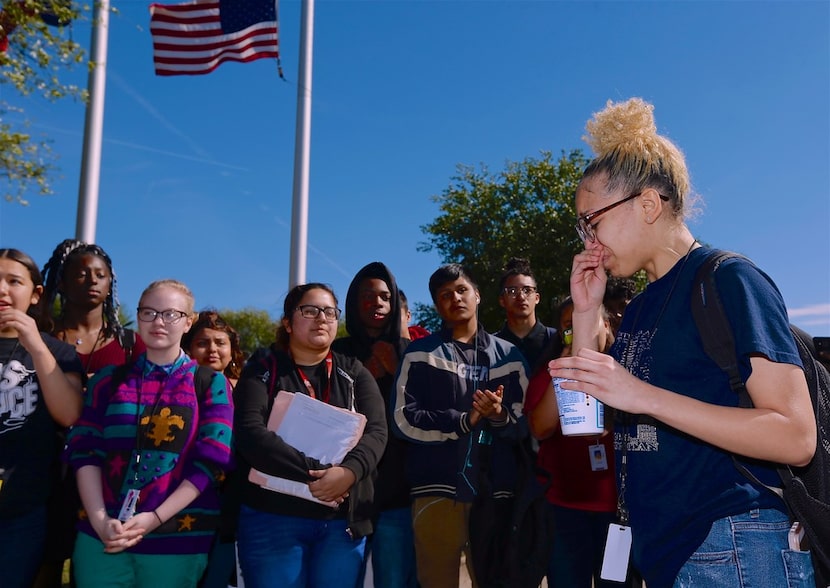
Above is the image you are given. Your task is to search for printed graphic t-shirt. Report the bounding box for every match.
[0,334,83,518]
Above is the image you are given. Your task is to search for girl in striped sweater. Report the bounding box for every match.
[67,279,234,588]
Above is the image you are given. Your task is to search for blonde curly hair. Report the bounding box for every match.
[581,98,690,218]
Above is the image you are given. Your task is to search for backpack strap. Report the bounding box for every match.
[193,365,215,401]
[689,250,748,401]
[689,249,784,499]
[258,349,280,402]
[117,328,137,360]
[109,362,133,392]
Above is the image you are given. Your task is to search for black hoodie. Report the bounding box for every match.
[332,262,411,512]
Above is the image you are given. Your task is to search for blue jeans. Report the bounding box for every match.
[547,503,618,588]
[673,508,814,588]
[371,507,418,588]
[236,505,365,588]
[0,505,47,588]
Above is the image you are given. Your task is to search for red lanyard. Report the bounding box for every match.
[294,351,333,403]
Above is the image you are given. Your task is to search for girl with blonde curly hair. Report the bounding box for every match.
[548,98,816,587]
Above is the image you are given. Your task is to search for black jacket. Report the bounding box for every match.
[233,347,387,538]
[332,261,412,512]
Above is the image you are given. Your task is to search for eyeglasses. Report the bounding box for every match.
[296,305,341,322]
[575,191,669,243]
[502,286,537,298]
[137,307,189,324]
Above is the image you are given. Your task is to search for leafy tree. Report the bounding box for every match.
[335,321,348,339]
[117,306,133,329]
[412,301,442,334]
[1,0,86,204]
[219,307,277,357]
[419,150,589,331]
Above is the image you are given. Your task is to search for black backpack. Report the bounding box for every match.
[468,427,553,588]
[691,249,830,587]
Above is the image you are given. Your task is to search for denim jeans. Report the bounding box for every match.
[673,508,814,588]
[236,505,365,588]
[371,507,418,588]
[0,505,46,588]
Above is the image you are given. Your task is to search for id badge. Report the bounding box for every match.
[118,489,140,522]
[601,523,632,582]
[589,443,608,471]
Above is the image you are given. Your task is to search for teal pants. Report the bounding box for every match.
[73,532,208,588]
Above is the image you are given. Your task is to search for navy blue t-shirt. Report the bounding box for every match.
[610,246,801,588]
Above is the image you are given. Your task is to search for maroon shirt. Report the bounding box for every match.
[77,333,146,376]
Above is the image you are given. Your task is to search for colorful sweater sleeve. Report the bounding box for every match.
[64,365,117,470]
[180,370,234,493]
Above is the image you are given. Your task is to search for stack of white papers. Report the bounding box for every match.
[248,391,366,505]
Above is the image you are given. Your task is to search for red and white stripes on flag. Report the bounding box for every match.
[149,0,279,76]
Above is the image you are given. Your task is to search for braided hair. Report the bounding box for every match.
[41,239,125,341]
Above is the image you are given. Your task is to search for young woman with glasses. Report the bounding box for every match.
[548,98,816,587]
[66,279,234,588]
[233,282,387,588]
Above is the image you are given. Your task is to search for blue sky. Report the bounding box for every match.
[2,0,829,335]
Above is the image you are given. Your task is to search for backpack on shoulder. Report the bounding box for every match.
[468,428,553,588]
[691,249,830,587]
[217,348,280,543]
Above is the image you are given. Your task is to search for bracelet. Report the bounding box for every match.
[153,510,163,525]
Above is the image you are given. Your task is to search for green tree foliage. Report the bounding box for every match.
[412,301,442,334]
[1,0,87,204]
[117,305,133,329]
[419,150,589,331]
[219,307,277,357]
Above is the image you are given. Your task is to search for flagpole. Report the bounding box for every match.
[75,0,110,244]
[288,0,314,288]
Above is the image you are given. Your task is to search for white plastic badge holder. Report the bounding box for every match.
[118,488,140,522]
[589,443,608,471]
[601,523,632,582]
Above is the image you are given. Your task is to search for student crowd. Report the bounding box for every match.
[0,97,818,588]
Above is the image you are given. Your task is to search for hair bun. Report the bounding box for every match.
[583,98,659,158]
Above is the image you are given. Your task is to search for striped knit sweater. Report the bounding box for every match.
[66,353,234,554]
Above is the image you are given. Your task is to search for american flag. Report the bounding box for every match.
[149,0,279,76]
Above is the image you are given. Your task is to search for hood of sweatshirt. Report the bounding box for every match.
[343,261,403,349]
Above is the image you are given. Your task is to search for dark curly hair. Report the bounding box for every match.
[498,257,536,291]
